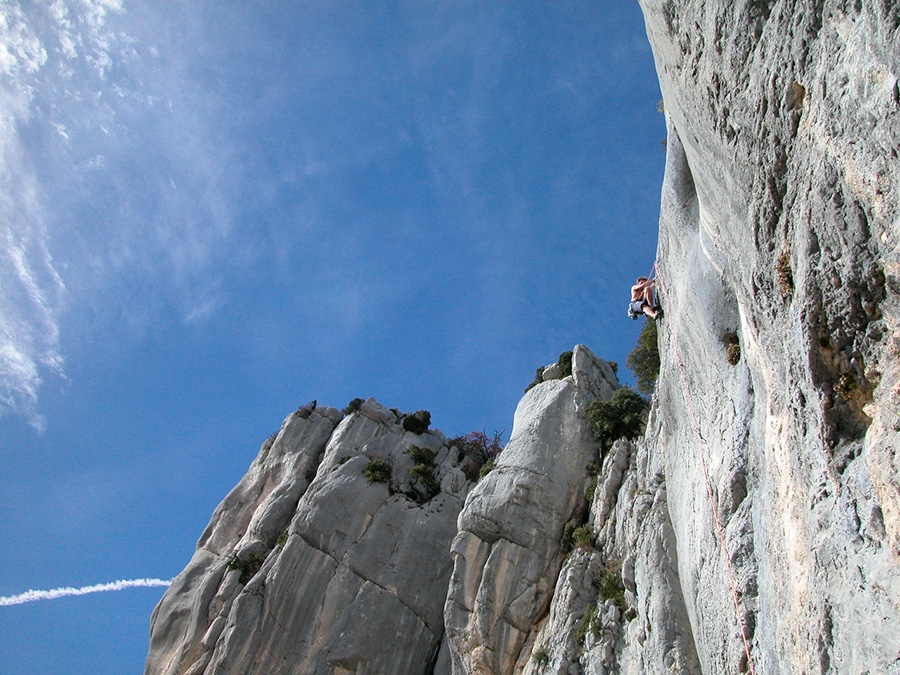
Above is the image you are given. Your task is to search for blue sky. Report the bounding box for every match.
[0,2,665,673]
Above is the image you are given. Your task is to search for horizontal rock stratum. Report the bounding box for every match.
[146,2,899,673]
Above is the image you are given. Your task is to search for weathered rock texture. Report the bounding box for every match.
[635,1,900,672]
[145,400,473,675]
[444,348,618,674]
[147,3,899,674]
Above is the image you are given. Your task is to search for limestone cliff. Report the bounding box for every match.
[145,399,473,675]
[146,2,899,673]
[633,1,900,672]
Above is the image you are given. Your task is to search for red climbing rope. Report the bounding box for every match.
[652,264,757,675]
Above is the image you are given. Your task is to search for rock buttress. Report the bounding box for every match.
[145,400,471,675]
[443,345,620,675]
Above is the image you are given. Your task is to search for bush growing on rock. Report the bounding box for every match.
[402,410,431,434]
[362,458,392,484]
[627,318,660,394]
[558,350,574,377]
[226,552,267,585]
[524,366,546,393]
[342,398,364,415]
[479,458,496,479]
[410,464,439,499]
[405,445,439,501]
[585,388,649,451]
[531,647,550,669]
[723,332,741,365]
[594,563,626,611]
[574,602,602,644]
[571,524,595,550]
[297,400,317,418]
[405,445,436,465]
[449,430,503,481]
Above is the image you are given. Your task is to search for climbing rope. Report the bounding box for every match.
[652,264,757,675]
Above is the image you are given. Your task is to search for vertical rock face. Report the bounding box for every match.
[634,1,900,673]
[147,4,899,674]
[443,347,619,675]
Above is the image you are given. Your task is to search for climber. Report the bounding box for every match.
[629,276,661,319]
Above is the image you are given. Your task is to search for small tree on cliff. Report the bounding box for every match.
[627,318,660,395]
[585,387,649,452]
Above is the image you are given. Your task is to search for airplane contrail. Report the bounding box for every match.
[0,578,172,606]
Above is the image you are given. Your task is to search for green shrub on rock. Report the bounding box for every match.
[405,445,439,501]
[571,524,595,550]
[627,319,660,395]
[585,388,649,452]
[531,646,550,669]
[402,410,431,434]
[594,564,626,611]
[227,552,267,585]
[362,459,392,484]
[405,445,436,465]
[574,602,602,644]
[342,398,364,415]
[558,350,574,377]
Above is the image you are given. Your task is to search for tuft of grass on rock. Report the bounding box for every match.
[571,524,595,550]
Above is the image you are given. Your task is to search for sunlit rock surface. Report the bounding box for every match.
[145,400,470,675]
[632,1,900,672]
[443,346,619,675]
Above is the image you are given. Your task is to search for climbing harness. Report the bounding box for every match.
[653,263,757,675]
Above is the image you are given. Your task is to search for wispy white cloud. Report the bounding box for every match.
[0,0,128,425]
[0,578,171,607]
[0,1,239,423]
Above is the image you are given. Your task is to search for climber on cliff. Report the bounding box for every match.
[629,276,661,319]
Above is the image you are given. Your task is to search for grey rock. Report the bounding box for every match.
[444,345,621,675]
[630,1,900,672]
[145,402,471,675]
[148,4,900,673]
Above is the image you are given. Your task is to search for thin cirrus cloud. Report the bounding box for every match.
[0,1,239,425]
[0,578,172,607]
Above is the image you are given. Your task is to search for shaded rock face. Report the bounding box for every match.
[145,400,472,675]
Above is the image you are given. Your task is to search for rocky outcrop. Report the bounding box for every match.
[144,347,623,675]
[443,347,618,674]
[147,3,899,674]
[145,400,473,675]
